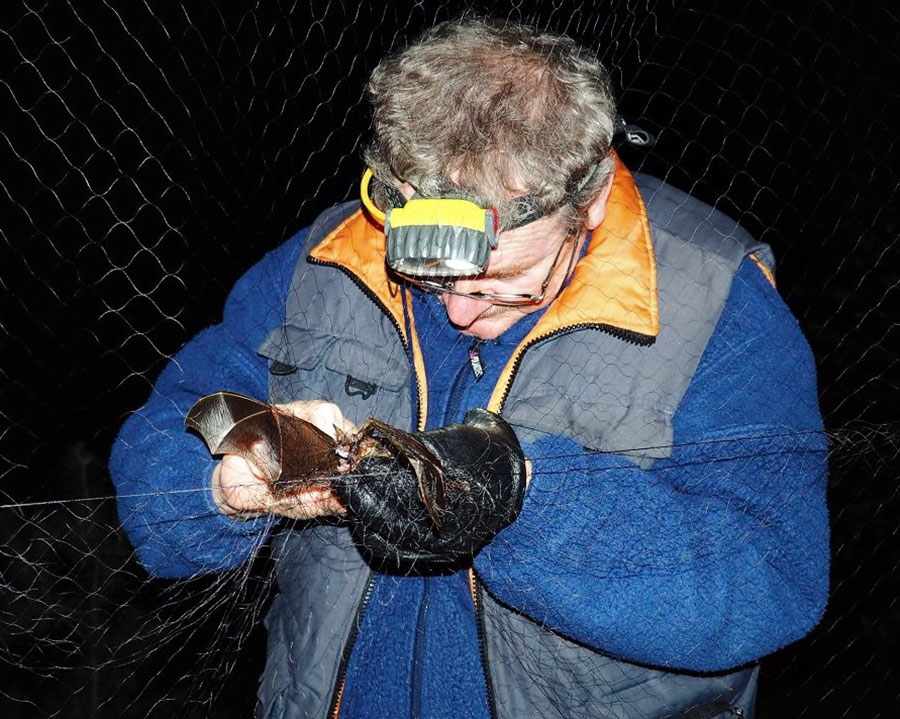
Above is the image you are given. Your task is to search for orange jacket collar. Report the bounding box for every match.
[308,154,659,342]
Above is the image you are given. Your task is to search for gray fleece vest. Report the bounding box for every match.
[255,174,769,718]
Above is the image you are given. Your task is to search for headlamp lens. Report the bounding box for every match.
[385,217,493,277]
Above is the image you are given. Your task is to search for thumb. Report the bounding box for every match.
[213,454,271,515]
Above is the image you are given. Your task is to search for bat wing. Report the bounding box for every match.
[185,391,282,481]
[185,391,341,496]
[363,419,446,528]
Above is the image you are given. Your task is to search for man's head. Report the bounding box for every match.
[365,17,618,338]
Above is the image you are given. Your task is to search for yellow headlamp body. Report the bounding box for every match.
[360,168,499,277]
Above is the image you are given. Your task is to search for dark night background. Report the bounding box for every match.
[1,0,898,716]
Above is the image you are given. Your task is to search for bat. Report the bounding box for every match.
[185,391,446,527]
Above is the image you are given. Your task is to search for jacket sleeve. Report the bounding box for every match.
[109,233,305,578]
[473,259,829,672]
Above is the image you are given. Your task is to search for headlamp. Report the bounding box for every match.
[360,168,499,277]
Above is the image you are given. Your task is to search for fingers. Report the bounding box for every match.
[276,399,358,439]
[212,453,346,521]
[269,488,347,521]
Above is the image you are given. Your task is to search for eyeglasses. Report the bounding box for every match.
[396,228,580,306]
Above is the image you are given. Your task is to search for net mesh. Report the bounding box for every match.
[1,0,898,716]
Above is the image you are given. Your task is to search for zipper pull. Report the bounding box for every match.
[468,341,485,381]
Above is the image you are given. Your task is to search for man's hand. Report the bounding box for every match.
[332,409,527,567]
[210,399,355,520]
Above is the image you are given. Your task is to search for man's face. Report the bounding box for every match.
[390,167,613,340]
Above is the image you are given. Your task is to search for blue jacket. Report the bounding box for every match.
[110,163,828,718]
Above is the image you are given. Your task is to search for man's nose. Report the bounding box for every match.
[442,290,491,328]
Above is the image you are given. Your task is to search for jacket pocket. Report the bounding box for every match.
[258,323,410,426]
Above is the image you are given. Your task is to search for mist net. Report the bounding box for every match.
[1,1,898,717]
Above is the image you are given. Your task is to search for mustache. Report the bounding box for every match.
[442,297,526,329]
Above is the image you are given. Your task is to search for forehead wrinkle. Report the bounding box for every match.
[483,265,525,281]
[482,254,533,280]
[482,211,568,280]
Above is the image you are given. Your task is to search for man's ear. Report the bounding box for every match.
[583,165,616,230]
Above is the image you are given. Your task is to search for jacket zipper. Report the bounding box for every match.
[327,572,377,719]
[445,340,481,423]
[469,569,499,719]
[309,260,427,719]
[410,577,432,718]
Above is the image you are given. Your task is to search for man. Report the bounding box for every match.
[111,17,829,718]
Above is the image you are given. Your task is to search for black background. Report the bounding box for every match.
[1,1,898,716]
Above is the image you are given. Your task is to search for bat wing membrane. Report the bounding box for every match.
[185,391,341,494]
[185,391,282,481]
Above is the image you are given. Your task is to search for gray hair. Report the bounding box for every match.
[365,17,617,230]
